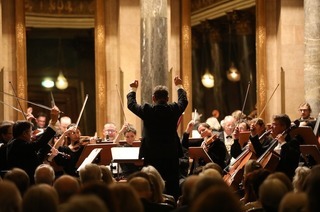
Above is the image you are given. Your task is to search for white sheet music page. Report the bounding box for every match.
[111,147,140,160]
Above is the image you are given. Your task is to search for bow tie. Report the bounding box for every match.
[226,135,232,139]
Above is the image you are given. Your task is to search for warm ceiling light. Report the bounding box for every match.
[41,78,54,88]
[56,71,68,90]
[227,64,240,82]
[201,71,214,88]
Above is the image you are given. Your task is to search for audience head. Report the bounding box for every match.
[191,176,228,202]
[0,181,22,212]
[279,192,308,212]
[259,178,289,212]
[199,168,222,179]
[108,183,143,212]
[79,181,115,211]
[22,184,58,212]
[292,166,311,192]
[128,176,153,200]
[79,163,102,184]
[152,85,169,104]
[244,159,262,176]
[302,164,320,212]
[59,194,108,212]
[190,186,243,212]
[34,164,55,185]
[141,165,165,192]
[267,172,293,191]
[0,120,14,143]
[99,165,114,185]
[4,168,30,196]
[243,168,271,203]
[53,175,80,204]
[203,162,223,176]
[179,175,200,206]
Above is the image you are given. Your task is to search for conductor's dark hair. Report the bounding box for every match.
[153,85,169,104]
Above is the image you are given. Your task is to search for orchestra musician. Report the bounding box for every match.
[296,102,316,129]
[52,124,90,176]
[198,122,227,170]
[113,123,142,177]
[265,114,302,180]
[230,120,250,160]
[247,118,273,157]
[6,106,60,184]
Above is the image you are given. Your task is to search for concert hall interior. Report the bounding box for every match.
[1,0,318,137]
[1,1,320,211]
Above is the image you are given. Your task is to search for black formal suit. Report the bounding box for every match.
[127,87,188,199]
[6,126,56,183]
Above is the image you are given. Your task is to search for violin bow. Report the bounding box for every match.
[50,91,56,107]
[239,81,251,122]
[0,100,28,116]
[9,81,28,120]
[74,94,89,129]
[0,89,64,114]
[116,81,127,122]
[257,83,279,118]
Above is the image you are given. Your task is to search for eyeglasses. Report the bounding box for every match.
[299,109,310,112]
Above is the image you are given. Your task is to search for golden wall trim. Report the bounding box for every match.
[256,0,267,120]
[95,0,107,137]
[16,0,28,120]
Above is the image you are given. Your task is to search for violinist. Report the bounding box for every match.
[113,123,141,177]
[266,114,302,180]
[6,106,60,184]
[52,124,89,176]
[296,102,316,129]
[197,123,227,169]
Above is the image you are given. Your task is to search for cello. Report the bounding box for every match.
[257,120,299,171]
[223,129,271,191]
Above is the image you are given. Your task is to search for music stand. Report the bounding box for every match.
[76,148,102,172]
[111,147,143,178]
[300,145,320,165]
[76,143,117,167]
[188,147,213,163]
[290,126,320,148]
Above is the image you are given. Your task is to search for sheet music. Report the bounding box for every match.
[111,147,140,160]
[76,148,102,172]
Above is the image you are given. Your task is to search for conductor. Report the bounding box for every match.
[127,76,188,199]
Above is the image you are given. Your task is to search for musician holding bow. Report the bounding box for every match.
[264,114,302,180]
[6,106,60,184]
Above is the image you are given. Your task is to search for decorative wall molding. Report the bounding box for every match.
[191,0,255,26]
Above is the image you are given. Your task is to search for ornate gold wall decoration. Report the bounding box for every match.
[24,0,94,15]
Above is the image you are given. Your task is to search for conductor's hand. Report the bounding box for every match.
[174,76,182,86]
[130,80,139,89]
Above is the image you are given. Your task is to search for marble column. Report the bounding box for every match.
[304,0,320,115]
[140,0,168,103]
